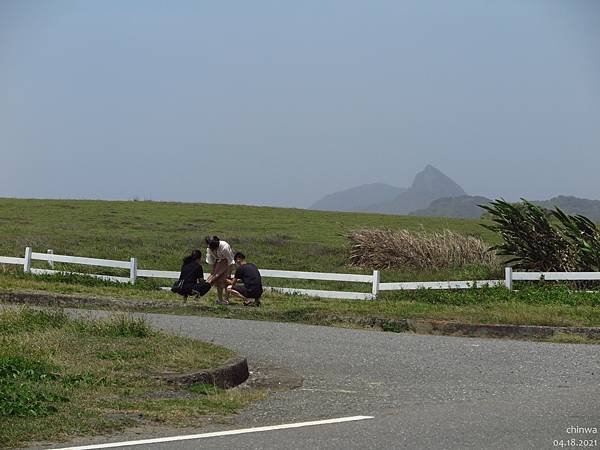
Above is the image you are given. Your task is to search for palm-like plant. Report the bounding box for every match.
[553,208,600,271]
[480,199,577,271]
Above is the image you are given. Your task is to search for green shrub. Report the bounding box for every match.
[0,353,66,418]
[0,354,58,381]
[0,380,67,417]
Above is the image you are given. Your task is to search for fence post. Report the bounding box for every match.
[372,270,380,299]
[504,266,513,291]
[47,249,54,269]
[130,257,137,285]
[24,247,32,273]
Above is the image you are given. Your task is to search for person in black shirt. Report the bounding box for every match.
[174,250,211,301]
[226,252,263,306]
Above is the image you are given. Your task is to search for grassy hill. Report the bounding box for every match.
[2,199,599,329]
[0,198,498,280]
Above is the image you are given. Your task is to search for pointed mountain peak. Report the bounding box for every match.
[411,165,466,196]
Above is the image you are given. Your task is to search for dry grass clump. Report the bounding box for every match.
[347,228,498,271]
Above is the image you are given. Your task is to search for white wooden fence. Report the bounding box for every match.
[379,280,503,290]
[260,269,377,300]
[4,248,600,299]
[0,248,137,284]
[504,266,600,291]
[1,247,379,300]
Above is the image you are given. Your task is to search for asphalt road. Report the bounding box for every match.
[47,311,599,450]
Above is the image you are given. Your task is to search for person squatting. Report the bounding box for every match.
[171,236,263,307]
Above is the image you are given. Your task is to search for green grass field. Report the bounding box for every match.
[0,197,499,282]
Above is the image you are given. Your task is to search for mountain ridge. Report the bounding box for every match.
[310,166,600,220]
[309,183,406,212]
[310,165,467,215]
[363,165,467,214]
[410,195,492,218]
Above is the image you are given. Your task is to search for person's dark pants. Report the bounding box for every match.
[184,281,211,297]
[231,285,262,304]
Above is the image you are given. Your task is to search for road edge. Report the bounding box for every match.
[2,290,599,342]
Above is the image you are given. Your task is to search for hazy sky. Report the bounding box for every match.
[1,0,599,207]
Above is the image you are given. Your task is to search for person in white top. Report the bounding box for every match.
[205,236,235,304]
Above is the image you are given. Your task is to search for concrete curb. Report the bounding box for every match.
[405,319,600,340]
[319,315,600,340]
[2,290,599,342]
[156,357,250,389]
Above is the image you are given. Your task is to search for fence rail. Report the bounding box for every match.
[0,256,25,265]
[259,269,373,283]
[504,266,600,290]
[31,252,131,269]
[29,268,131,284]
[137,269,180,279]
[265,287,374,300]
[380,280,503,291]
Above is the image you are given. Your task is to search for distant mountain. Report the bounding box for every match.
[410,195,492,218]
[363,165,467,214]
[533,196,600,221]
[411,195,600,220]
[309,183,406,212]
[309,167,600,220]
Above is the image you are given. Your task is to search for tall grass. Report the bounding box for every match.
[347,228,499,271]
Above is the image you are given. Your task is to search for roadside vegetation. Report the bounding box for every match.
[0,307,260,449]
[1,273,599,328]
[1,198,599,333]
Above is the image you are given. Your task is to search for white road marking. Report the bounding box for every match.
[300,388,358,394]
[54,415,375,450]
